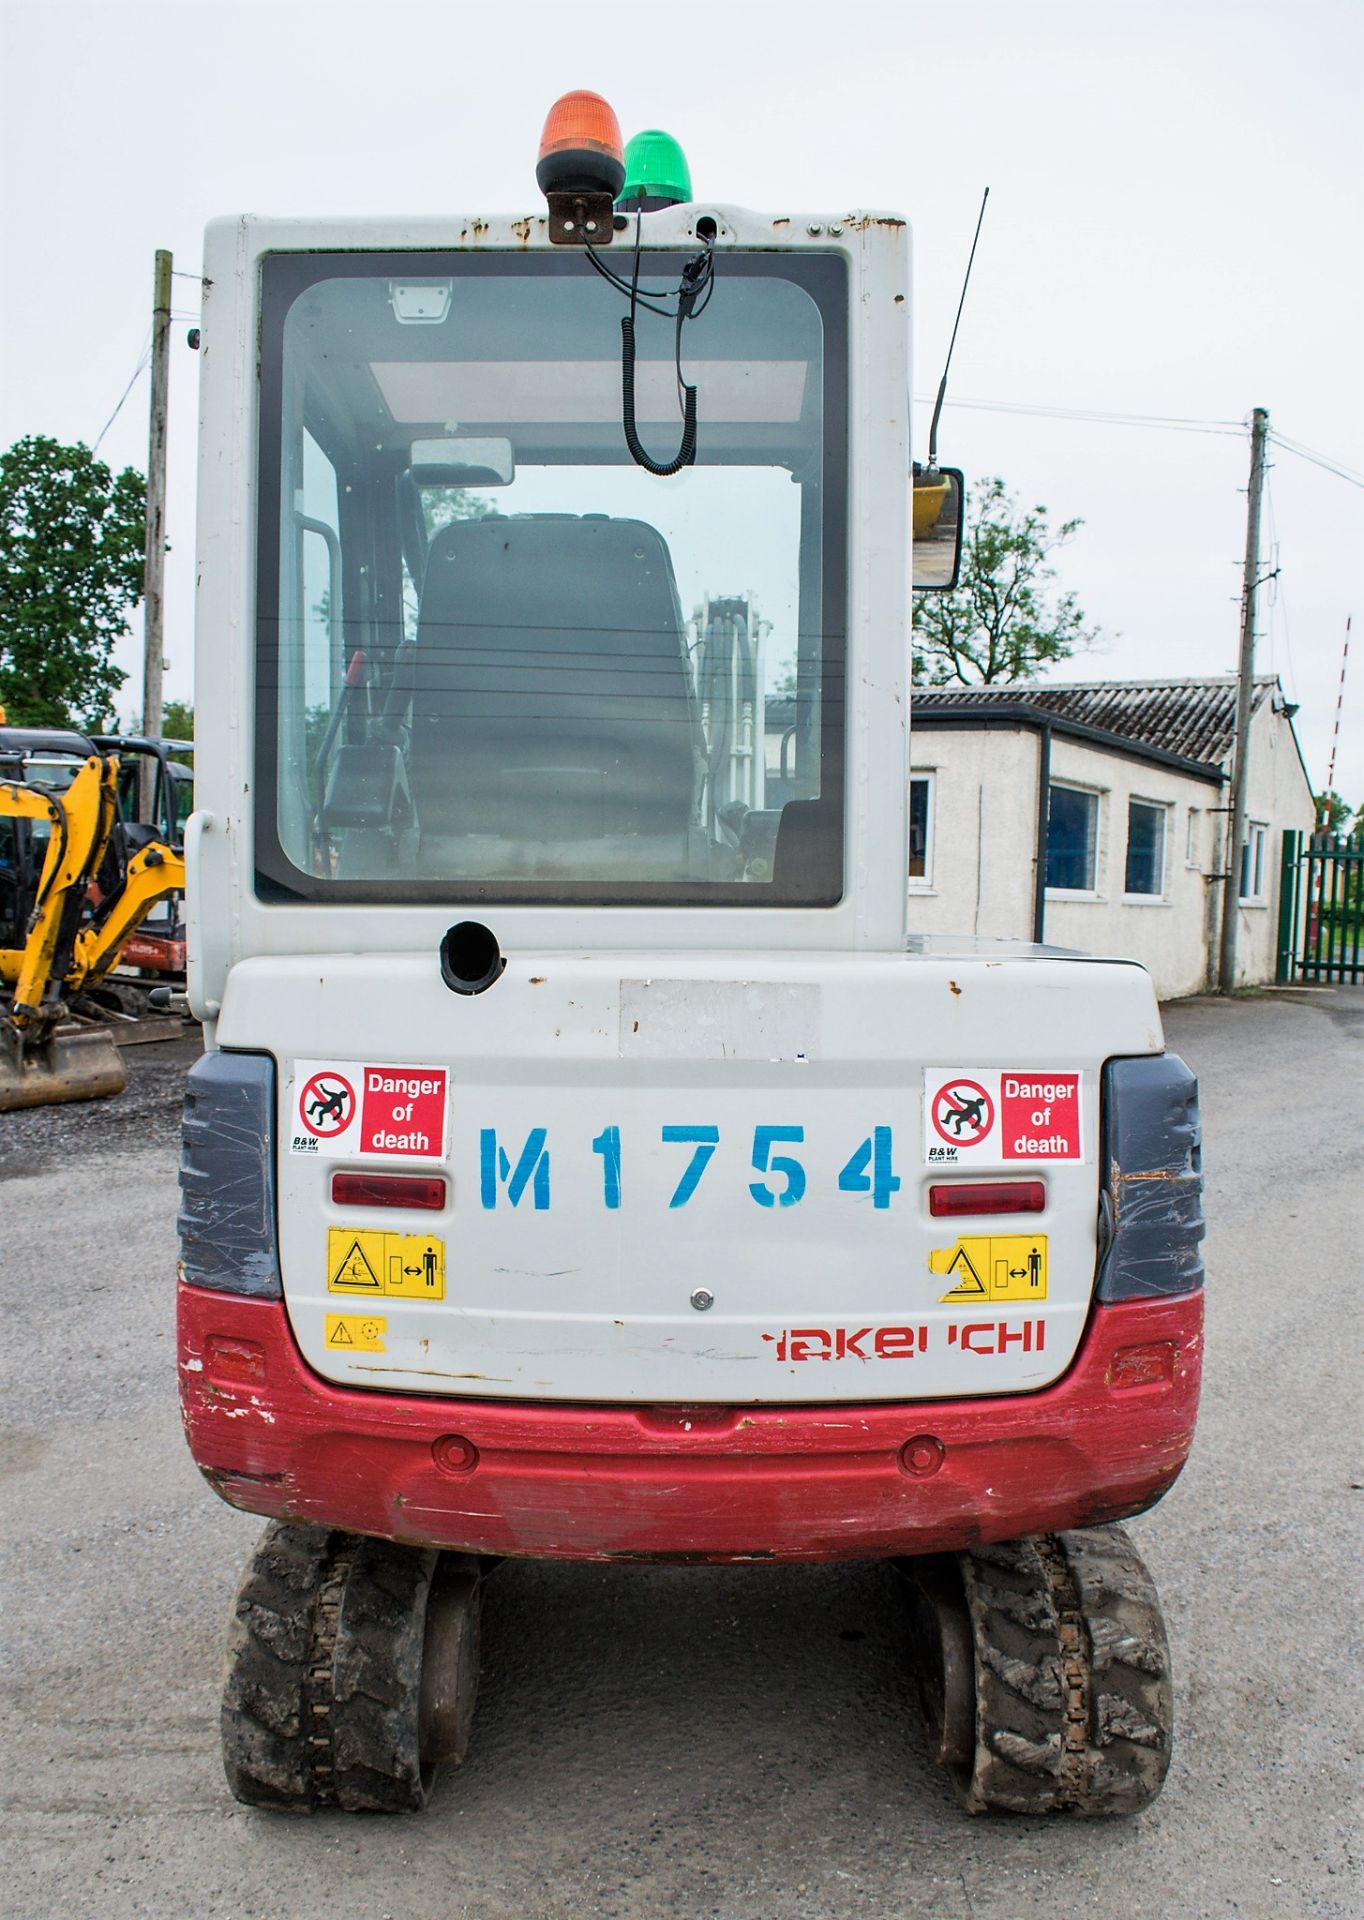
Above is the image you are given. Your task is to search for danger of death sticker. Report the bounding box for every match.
[924,1068,1083,1166]
[291,1060,449,1160]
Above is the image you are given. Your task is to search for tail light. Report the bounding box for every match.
[331,1171,446,1211]
[929,1180,1045,1217]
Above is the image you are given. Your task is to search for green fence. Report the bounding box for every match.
[1277,831,1364,985]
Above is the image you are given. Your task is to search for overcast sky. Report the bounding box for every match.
[2,0,1361,798]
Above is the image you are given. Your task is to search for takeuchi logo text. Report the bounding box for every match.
[762,1325,930,1362]
[761,1320,1047,1361]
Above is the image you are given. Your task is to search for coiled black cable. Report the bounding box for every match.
[589,207,714,476]
[620,306,698,477]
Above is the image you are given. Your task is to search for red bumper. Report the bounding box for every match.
[178,1285,1202,1564]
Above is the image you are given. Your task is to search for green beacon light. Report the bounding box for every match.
[618,129,693,211]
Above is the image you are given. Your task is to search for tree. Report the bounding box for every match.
[397,487,496,640]
[0,435,146,728]
[161,697,194,766]
[1314,789,1354,834]
[422,486,496,535]
[913,475,1099,685]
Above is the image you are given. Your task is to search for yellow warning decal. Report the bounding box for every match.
[327,1227,445,1300]
[325,1313,387,1353]
[929,1233,1048,1303]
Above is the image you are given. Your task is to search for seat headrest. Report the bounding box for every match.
[418,513,685,654]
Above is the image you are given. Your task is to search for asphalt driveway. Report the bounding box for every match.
[1,990,1360,1920]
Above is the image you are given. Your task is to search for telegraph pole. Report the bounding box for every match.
[140,248,173,813]
[1218,405,1270,993]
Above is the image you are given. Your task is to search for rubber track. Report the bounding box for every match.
[221,1521,341,1810]
[958,1524,1172,1816]
[220,1522,440,1813]
[329,1538,439,1813]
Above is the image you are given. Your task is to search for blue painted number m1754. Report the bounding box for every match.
[479,1126,901,1212]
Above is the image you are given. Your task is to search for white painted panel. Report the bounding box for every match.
[217,948,1162,1404]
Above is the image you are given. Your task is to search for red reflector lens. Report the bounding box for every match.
[331,1172,446,1211]
[1108,1342,1178,1390]
[928,1181,1046,1217]
[204,1335,267,1386]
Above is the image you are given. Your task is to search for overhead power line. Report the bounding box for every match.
[914,392,1245,436]
[1267,430,1364,492]
[913,393,1364,491]
[92,327,152,453]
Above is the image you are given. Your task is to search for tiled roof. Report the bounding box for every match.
[910,675,1282,769]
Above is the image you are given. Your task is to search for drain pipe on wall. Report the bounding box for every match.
[1033,722,1052,945]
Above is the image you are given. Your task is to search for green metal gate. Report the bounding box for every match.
[1277,831,1364,985]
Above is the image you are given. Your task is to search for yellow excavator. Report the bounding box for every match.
[1,718,187,1111]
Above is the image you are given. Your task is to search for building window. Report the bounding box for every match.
[1046,784,1099,892]
[908,773,934,885]
[1185,807,1201,867]
[1125,800,1167,896]
[1240,822,1268,902]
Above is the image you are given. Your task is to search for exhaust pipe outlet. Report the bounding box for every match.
[439,921,506,997]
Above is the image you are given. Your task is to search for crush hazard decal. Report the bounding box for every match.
[929,1232,1048,1302]
[924,1070,1083,1166]
[327,1227,446,1300]
[291,1061,449,1159]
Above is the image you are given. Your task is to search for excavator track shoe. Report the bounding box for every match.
[220,1520,486,1813]
[905,1523,1172,1816]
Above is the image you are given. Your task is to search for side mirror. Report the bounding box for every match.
[912,466,965,592]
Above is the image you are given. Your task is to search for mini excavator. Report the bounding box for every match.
[0,720,187,1110]
[176,94,1205,1819]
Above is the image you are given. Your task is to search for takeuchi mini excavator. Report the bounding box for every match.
[0,721,187,1109]
[177,95,1205,1818]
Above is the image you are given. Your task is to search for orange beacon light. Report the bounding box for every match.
[535,90,626,198]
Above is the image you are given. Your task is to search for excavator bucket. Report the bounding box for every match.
[0,1020,127,1112]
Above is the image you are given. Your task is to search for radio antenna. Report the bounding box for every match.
[927,186,990,471]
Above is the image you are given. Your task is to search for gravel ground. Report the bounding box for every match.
[1,990,1360,1920]
[0,1023,200,1177]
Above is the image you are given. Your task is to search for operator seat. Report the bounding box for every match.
[410,513,705,881]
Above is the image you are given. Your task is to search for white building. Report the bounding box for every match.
[899,677,1316,999]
